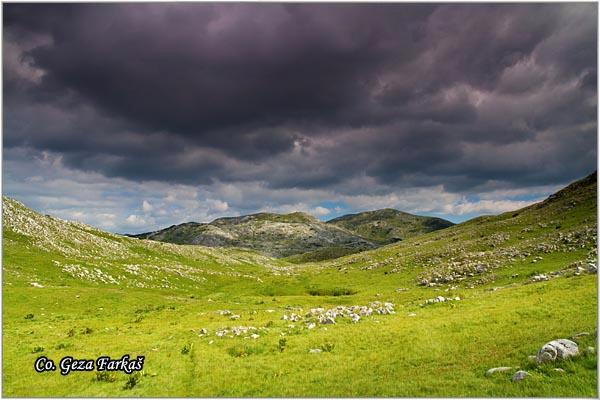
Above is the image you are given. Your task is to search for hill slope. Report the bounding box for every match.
[2,172,597,397]
[133,212,377,259]
[327,208,454,244]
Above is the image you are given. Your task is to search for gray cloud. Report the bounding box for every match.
[3,3,597,198]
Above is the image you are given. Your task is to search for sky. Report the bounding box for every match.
[2,3,597,234]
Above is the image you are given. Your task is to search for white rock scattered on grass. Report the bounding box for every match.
[527,355,537,362]
[485,367,513,377]
[217,310,232,316]
[512,370,530,382]
[536,339,579,364]
[208,340,214,345]
[309,348,322,353]
[30,282,44,288]
[319,315,336,325]
[531,274,549,282]
[230,314,240,320]
[588,263,597,274]
[307,323,316,329]
[553,368,565,373]
[250,334,260,339]
[408,313,417,317]
[571,332,590,339]
[265,309,275,313]
[198,328,208,336]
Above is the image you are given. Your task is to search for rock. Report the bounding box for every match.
[571,332,590,339]
[588,263,597,274]
[485,367,512,377]
[536,339,579,364]
[30,282,44,288]
[198,328,208,336]
[532,274,549,282]
[230,314,240,320]
[553,368,565,373]
[319,315,336,325]
[307,323,316,329]
[309,348,322,353]
[250,334,259,339]
[512,370,530,382]
[408,312,417,317]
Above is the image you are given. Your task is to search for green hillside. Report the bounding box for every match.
[327,208,454,244]
[2,172,597,397]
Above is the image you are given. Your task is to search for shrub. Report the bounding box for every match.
[123,372,143,390]
[181,343,193,355]
[278,338,287,353]
[32,346,44,353]
[95,370,116,382]
[320,342,335,352]
[24,313,34,320]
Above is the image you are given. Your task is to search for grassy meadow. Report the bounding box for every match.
[2,173,598,397]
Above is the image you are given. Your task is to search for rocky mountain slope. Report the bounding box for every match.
[327,208,454,244]
[132,208,454,260]
[132,212,376,259]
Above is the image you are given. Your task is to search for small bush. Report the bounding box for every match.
[123,372,143,390]
[55,343,71,350]
[81,327,93,335]
[134,315,144,323]
[32,346,44,353]
[67,328,75,337]
[320,342,335,352]
[278,338,287,353]
[94,370,116,382]
[181,343,193,355]
[24,313,34,320]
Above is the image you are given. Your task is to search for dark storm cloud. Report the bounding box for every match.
[3,3,597,191]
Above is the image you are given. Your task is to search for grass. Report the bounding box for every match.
[1,173,598,397]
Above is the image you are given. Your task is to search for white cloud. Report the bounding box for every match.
[312,206,330,216]
[142,200,153,213]
[125,214,147,228]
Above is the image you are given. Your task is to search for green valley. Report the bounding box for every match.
[2,172,597,397]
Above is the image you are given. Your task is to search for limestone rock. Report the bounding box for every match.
[512,370,530,382]
[536,339,579,364]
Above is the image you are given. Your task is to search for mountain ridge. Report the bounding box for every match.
[130,207,454,259]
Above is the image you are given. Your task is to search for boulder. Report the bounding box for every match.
[536,339,579,364]
[485,367,512,377]
[512,370,530,382]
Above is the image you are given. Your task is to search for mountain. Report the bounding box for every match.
[132,211,377,259]
[327,208,454,244]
